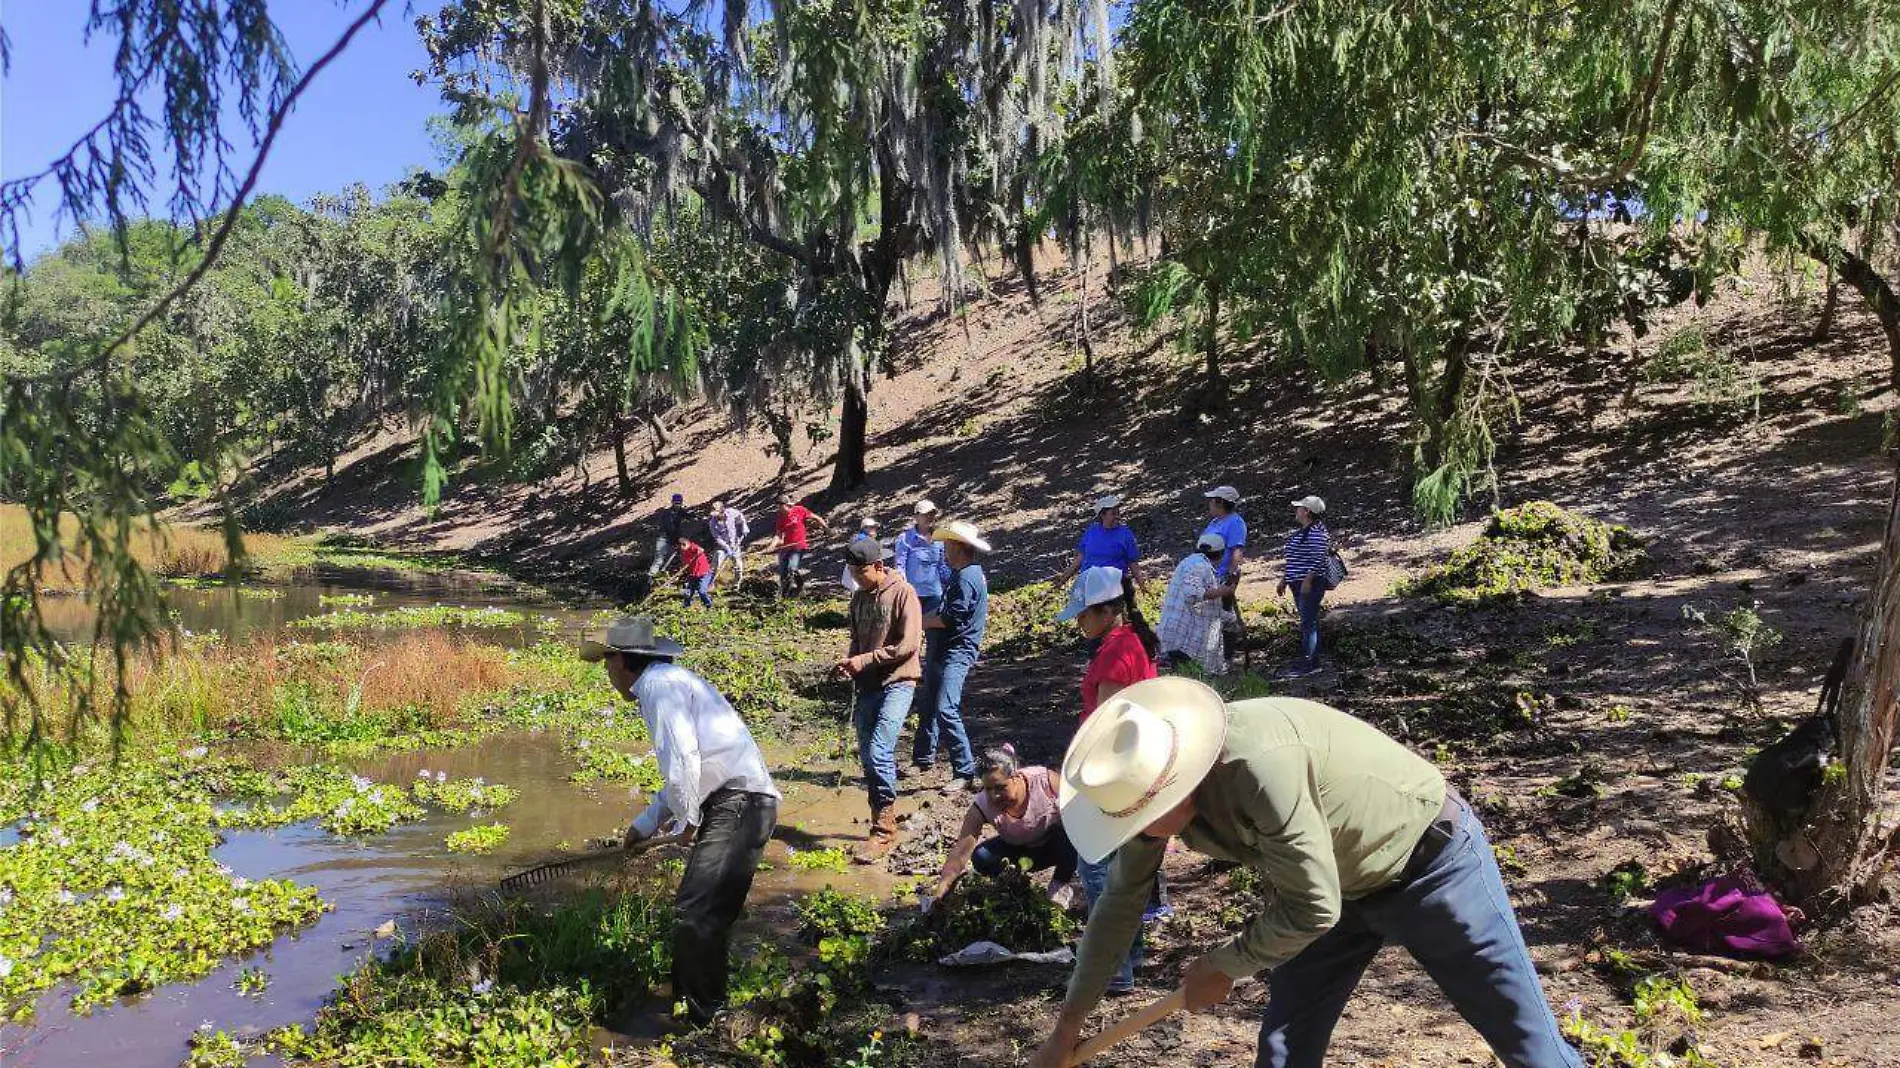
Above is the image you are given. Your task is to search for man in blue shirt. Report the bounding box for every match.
[1058,495,1144,589]
[893,499,949,613]
[912,520,991,787]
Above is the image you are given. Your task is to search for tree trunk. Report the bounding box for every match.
[1202,278,1223,399]
[1076,258,1097,388]
[611,422,634,497]
[1401,336,1473,473]
[764,409,797,478]
[1745,462,1900,911]
[832,380,870,490]
[1811,269,1838,343]
[1807,242,1900,394]
[644,408,670,467]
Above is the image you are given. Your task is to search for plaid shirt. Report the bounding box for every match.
[1157,553,1226,674]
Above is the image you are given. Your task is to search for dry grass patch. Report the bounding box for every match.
[0,504,304,586]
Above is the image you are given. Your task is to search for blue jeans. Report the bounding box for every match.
[682,573,714,608]
[912,650,977,776]
[1255,803,1582,1068]
[854,683,915,809]
[1294,580,1326,668]
[1078,853,1145,990]
[777,549,805,596]
[648,536,677,576]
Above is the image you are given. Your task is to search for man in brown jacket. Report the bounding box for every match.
[835,537,923,861]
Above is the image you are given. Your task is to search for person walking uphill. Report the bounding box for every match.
[770,491,830,599]
[707,499,749,589]
[836,537,923,863]
[1279,495,1334,679]
[579,617,780,1027]
[912,520,991,787]
[649,493,692,577]
[1028,679,1583,1068]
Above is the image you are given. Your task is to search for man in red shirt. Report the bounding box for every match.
[674,535,715,608]
[769,490,830,598]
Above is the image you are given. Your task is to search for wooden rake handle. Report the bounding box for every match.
[1063,988,1188,1067]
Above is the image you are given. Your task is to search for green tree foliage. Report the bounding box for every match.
[418,0,1120,490]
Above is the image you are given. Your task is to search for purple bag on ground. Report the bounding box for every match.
[1649,875,1801,959]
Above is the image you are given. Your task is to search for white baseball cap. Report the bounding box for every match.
[860,516,880,529]
[1204,485,1242,504]
[914,499,939,515]
[1292,495,1327,515]
[1056,566,1126,622]
[1196,532,1226,553]
[1093,495,1123,513]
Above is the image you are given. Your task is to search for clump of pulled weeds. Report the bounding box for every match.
[1401,501,1646,607]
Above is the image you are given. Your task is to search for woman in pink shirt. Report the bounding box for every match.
[922,745,1076,911]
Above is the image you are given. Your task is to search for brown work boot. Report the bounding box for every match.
[854,805,901,864]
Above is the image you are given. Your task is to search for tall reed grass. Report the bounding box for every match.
[2,630,561,749]
[0,504,304,586]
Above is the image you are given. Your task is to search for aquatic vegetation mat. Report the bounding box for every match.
[445,823,511,854]
[0,752,327,1019]
[1400,501,1646,606]
[268,888,675,1067]
[293,604,536,631]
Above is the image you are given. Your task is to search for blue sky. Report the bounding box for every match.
[1,1,448,262]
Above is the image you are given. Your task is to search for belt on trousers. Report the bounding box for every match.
[1400,787,1465,885]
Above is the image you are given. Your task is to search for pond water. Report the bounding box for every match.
[2,730,895,1068]
[6,569,890,1067]
[37,562,601,647]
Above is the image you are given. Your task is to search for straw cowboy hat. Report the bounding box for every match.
[578,616,685,661]
[1058,677,1230,864]
[931,519,992,553]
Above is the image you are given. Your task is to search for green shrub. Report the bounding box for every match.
[1401,501,1646,606]
[909,864,1077,955]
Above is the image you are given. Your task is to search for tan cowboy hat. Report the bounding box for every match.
[578,616,685,661]
[931,519,992,553]
[1058,677,1229,864]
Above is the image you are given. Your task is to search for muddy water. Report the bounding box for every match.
[38,564,600,647]
[2,733,895,1068]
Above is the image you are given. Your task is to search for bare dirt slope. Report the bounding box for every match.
[262,254,1899,1066]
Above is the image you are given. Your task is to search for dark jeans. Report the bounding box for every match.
[1255,802,1582,1068]
[1293,580,1326,668]
[912,649,978,777]
[682,573,714,608]
[972,832,1077,884]
[673,788,778,1025]
[854,683,916,809]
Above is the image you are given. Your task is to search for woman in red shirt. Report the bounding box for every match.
[1054,566,1166,993]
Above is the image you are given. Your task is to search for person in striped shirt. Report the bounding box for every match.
[1278,495,1333,678]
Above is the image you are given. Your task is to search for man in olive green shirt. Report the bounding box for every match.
[1032,680,1580,1068]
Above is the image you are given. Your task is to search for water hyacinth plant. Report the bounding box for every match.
[0,753,326,1019]
[445,823,511,854]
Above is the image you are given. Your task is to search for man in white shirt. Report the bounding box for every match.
[1157,533,1230,675]
[579,616,781,1025]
